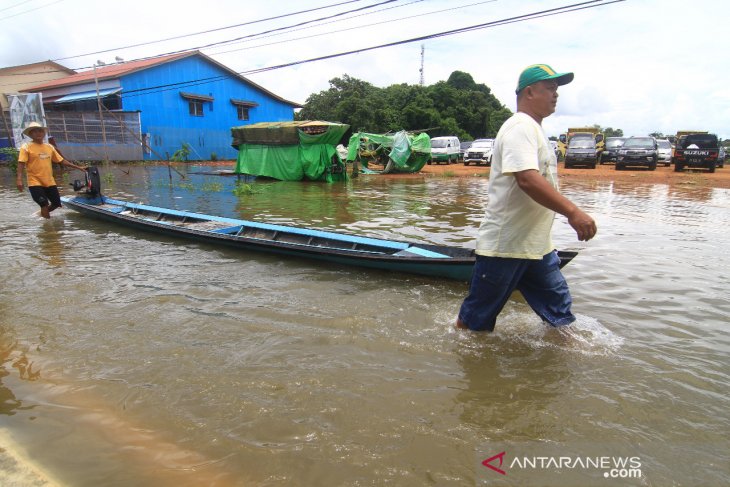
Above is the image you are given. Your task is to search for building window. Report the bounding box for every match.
[181,92,214,117]
[237,105,249,121]
[189,100,203,117]
[230,99,257,122]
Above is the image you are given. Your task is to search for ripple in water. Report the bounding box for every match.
[445,306,623,356]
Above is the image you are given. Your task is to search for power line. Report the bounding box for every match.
[0,0,404,85]
[119,0,625,100]
[0,0,64,21]
[0,0,34,14]
[0,0,419,80]
[206,0,493,57]
[48,0,364,61]
[2,1,625,97]
[206,0,427,55]
[239,1,626,76]
[51,0,397,63]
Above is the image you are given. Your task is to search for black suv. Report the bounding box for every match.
[673,133,721,172]
[600,137,626,164]
[616,137,658,171]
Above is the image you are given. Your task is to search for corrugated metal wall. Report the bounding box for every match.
[119,56,297,161]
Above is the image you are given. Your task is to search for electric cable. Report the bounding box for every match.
[51,0,399,63]
[118,0,625,101]
[207,0,495,57]
[48,0,364,62]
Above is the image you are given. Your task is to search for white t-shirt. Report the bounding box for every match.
[475,112,558,259]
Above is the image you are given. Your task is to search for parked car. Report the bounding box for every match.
[673,133,721,172]
[459,141,473,160]
[600,137,626,164]
[564,137,599,169]
[430,136,461,164]
[463,139,494,166]
[718,146,726,168]
[616,136,658,170]
[656,139,672,167]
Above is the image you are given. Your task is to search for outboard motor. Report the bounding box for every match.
[71,166,102,197]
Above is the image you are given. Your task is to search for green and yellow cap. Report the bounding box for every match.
[515,64,574,94]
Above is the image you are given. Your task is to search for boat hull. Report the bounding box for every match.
[61,195,576,281]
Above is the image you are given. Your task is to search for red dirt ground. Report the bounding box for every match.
[183,160,730,189]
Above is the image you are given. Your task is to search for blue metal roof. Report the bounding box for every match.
[54,88,121,103]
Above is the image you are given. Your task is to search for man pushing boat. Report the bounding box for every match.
[16,122,87,218]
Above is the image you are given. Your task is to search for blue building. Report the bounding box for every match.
[24,51,301,161]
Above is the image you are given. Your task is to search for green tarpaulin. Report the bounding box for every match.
[346,130,431,174]
[232,121,349,182]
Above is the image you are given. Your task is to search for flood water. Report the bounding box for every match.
[1,164,728,486]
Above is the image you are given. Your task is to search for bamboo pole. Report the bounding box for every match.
[93,63,109,164]
[101,105,186,180]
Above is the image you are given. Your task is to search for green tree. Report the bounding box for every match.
[592,125,623,137]
[298,71,511,140]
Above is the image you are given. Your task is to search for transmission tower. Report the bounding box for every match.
[419,44,425,86]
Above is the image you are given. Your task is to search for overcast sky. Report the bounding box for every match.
[1,0,727,139]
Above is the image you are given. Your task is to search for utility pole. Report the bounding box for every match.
[94,60,109,163]
[419,44,425,86]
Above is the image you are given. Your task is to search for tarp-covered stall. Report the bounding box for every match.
[231,121,349,182]
[346,130,431,174]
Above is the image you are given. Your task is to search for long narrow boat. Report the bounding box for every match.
[60,193,577,281]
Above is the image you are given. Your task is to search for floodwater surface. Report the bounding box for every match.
[0,165,728,486]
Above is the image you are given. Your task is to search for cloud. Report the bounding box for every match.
[2,0,729,139]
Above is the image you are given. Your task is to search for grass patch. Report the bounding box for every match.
[232,181,261,196]
[200,180,223,192]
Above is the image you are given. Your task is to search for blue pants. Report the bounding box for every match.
[458,251,575,332]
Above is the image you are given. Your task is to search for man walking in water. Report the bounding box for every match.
[456,64,597,332]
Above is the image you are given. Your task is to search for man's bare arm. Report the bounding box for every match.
[514,169,597,241]
[16,162,25,191]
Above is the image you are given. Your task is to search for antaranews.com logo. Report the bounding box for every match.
[480,449,642,484]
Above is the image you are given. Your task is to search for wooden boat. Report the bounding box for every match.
[60,194,577,281]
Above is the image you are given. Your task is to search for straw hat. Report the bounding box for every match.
[22,121,48,137]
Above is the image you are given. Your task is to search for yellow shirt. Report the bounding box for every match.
[18,142,64,187]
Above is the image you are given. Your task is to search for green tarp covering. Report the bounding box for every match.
[232,121,349,182]
[346,130,431,174]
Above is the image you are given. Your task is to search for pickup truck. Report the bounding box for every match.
[673,133,721,173]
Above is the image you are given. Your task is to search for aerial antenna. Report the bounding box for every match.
[419,43,425,86]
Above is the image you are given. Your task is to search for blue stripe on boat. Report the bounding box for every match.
[211,226,242,234]
[394,246,451,258]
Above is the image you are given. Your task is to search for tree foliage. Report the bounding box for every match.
[296,71,511,141]
[590,124,624,138]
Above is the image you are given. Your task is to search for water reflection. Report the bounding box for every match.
[35,219,68,268]
[0,329,39,416]
[456,332,571,442]
[666,183,714,203]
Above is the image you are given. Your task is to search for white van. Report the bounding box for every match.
[430,136,461,164]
